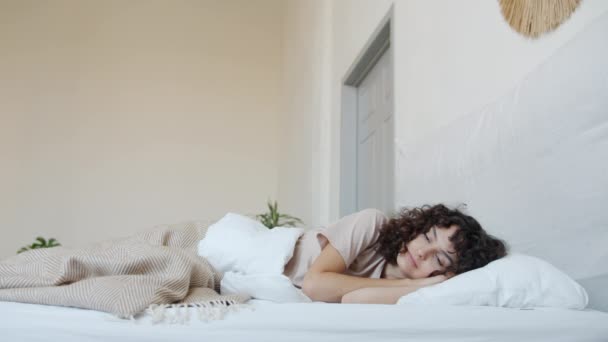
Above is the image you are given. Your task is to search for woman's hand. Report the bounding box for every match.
[397,273,452,290]
[341,273,454,304]
[341,273,455,304]
[341,274,453,304]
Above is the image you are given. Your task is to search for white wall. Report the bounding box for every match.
[2,0,606,256]
[0,0,283,257]
[391,0,608,143]
[279,0,608,225]
[279,0,332,228]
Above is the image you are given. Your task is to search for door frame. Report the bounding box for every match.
[339,7,394,217]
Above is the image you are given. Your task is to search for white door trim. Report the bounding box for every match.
[340,7,395,217]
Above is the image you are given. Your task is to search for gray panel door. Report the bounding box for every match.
[356,48,393,212]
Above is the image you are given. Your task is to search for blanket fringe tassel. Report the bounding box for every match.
[145,300,253,324]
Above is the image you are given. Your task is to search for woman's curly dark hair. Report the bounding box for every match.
[374,204,507,276]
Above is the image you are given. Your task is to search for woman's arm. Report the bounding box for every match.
[340,274,448,304]
[302,243,408,303]
[340,286,414,304]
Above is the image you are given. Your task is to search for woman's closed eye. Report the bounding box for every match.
[424,232,444,267]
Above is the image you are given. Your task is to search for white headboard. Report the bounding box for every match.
[396,12,608,310]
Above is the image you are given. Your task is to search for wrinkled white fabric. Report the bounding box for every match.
[197,213,309,302]
[198,213,304,275]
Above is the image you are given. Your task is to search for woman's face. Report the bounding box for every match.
[395,224,459,279]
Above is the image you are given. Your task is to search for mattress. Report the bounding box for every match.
[1,300,607,342]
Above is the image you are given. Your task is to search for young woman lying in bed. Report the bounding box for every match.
[282,204,506,304]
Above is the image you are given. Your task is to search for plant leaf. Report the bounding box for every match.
[17,237,62,254]
[279,214,303,223]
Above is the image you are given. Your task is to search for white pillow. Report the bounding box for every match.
[397,254,589,309]
[197,213,304,275]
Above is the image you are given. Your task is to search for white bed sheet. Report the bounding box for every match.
[1,300,606,342]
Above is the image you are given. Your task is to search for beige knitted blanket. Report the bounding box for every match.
[0,221,250,322]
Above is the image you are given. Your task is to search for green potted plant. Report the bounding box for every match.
[256,200,303,229]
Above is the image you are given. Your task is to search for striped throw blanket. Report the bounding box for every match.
[0,221,250,322]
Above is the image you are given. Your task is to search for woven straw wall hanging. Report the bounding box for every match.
[498,0,582,38]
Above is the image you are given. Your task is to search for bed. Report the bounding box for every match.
[2,6,608,342]
[1,300,607,342]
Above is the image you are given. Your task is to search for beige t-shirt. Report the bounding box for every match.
[283,208,389,288]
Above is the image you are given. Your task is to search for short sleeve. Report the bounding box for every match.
[317,208,389,268]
